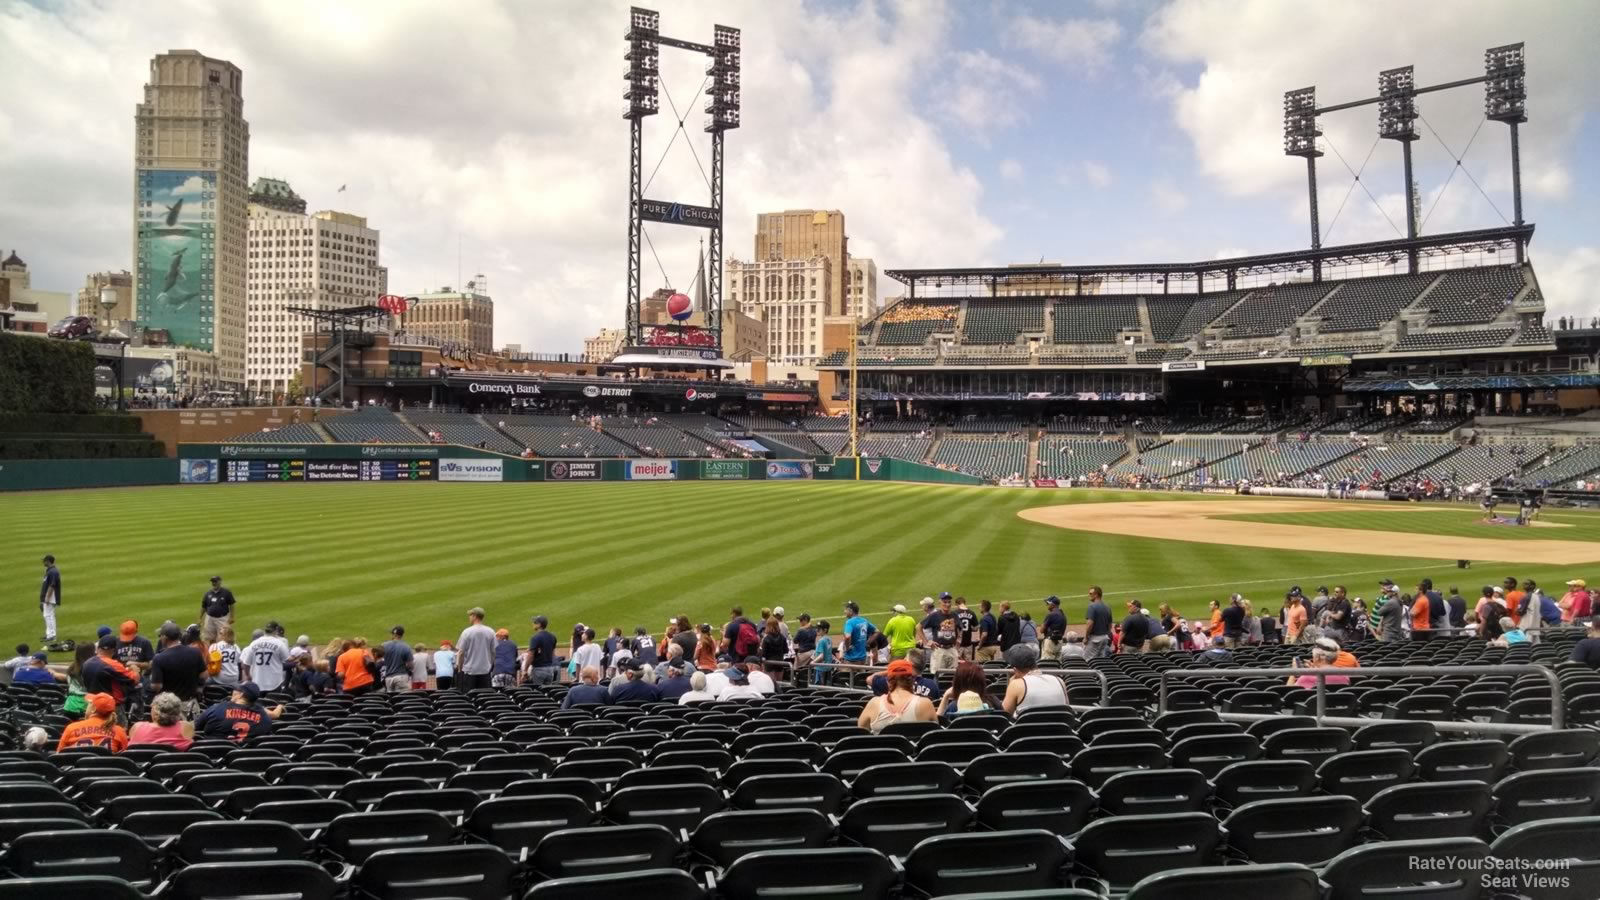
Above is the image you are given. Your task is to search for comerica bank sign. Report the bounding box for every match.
[464,381,543,396]
[639,199,720,229]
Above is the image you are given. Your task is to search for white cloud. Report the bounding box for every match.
[1006,13,1123,71]
[172,176,211,196]
[999,158,1024,181]
[0,0,1004,355]
[1142,0,1597,205]
[1054,160,1114,189]
[940,50,1042,133]
[1532,246,1600,325]
[1150,180,1188,213]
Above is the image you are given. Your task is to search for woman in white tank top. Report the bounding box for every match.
[857,659,936,733]
[1001,643,1068,714]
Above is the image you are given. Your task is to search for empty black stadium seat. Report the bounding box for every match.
[1492,768,1600,827]
[964,752,1071,794]
[0,876,147,900]
[355,845,515,900]
[689,809,834,869]
[715,847,898,900]
[1415,739,1509,784]
[1071,813,1221,892]
[1320,838,1488,900]
[324,809,455,865]
[524,869,707,900]
[1070,743,1168,789]
[529,824,679,881]
[903,829,1071,896]
[1221,795,1362,865]
[839,794,974,858]
[465,795,593,858]
[974,779,1096,836]
[1508,729,1600,770]
[1314,749,1416,804]
[1097,768,1210,816]
[1123,863,1321,900]
[1489,816,1600,900]
[728,773,846,815]
[851,762,961,799]
[4,830,154,887]
[1363,780,1491,841]
[1170,734,1260,780]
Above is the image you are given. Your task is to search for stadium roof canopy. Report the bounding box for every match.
[885,225,1533,293]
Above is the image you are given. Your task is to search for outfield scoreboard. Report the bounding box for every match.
[221,459,435,482]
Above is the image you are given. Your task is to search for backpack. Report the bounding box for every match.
[1020,621,1038,644]
[733,621,761,658]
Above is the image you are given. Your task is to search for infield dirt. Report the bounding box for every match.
[1019,499,1600,565]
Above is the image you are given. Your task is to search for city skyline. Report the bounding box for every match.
[2,1,1596,357]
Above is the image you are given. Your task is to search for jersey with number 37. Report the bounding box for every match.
[241,637,289,691]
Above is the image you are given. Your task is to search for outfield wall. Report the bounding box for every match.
[1,444,985,490]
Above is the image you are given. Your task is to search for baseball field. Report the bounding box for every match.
[5,481,1599,652]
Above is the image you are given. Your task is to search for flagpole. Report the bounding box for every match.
[850,308,859,481]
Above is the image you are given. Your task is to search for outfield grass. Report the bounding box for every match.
[1222,506,1600,543]
[3,482,1586,656]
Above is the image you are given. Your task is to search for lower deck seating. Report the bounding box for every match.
[2,634,1595,900]
[409,413,522,454]
[498,416,636,458]
[320,408,424,444]
[928,437,1027,480]
[1036,438,1128,479]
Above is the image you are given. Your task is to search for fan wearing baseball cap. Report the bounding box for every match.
[855,659,936,733]
[193,682,284,743]
[57,693,127,752]
[115,620,155,676]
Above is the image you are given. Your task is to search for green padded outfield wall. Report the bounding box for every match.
[0,458,178,491]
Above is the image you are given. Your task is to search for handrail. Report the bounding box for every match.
[1159,663,1564,730]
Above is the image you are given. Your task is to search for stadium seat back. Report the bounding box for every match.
[1261,727,1352,767]
[1363,780,1491,841]
[6,829,154,886]
[1492,767,1600,827]
[0,875,146,900]
[525,868,707,900]
[1097,768,1210,816]
[1320,838,1488,900]
[902,828,1070,895]
[1415,739,1510,784]
[530,824,679,880]
[374,787,479,821]
[1170,734,1260,780]
[717,847,897,900]
[915,741,995,767]
[324,809,454,865]
[1221,795,1362,865]
[1509,729,1600,770]
[1314,749,1417,804]
[1071,813,1221,891]
[839,793,973,858]
[355,845,515,900]
[1489,816,1600,900]
[1070,743,1168,790]
[249,799,355,837]
[466,795,593,857]
[1123,863,1321,900]
[601,783,722,833]
[174,819,306,865]
[728,773,846,815]
[689,809,834,869]
[1351,720,1437,753]
[851,761,960,799]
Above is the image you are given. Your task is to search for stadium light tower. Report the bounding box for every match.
[623,7,660,348]
[1378,65,1420,272]
[1485,42,1527,259]
[1283,87,1323,280]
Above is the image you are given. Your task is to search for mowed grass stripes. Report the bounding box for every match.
[1223,506,1600,543]
[2,482,1583,654]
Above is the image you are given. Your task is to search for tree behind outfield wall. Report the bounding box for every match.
[0,332,96,413]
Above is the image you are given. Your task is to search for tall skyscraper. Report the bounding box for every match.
[401,285,495,353]
[133,50,250,388]
[754,210,848,316]
[246,197,382,396]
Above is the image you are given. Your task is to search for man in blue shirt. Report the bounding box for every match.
[13,653,59,685]
[869,650,939,699]
[1084,587,1113,659]
[525,616,559,686]
[380,625,414,693]
[841,602,873,665]
[561,666,609,708]
[491,629,519,688]
[655,659,692,701]
[608,658,660,704]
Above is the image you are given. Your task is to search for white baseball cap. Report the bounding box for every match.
[772,607,785,616]
[892,604,907,613]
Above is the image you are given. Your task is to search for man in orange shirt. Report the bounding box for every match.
[58,693,127,752]
[1318,637,1360,668]
[1503,577,1526,623]
[335,638,376,695]
[1283,593,1308,643]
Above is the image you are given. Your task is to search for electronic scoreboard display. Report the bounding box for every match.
[222,459,434,482]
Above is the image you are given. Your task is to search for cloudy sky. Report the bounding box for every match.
[2,0,1596,352]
